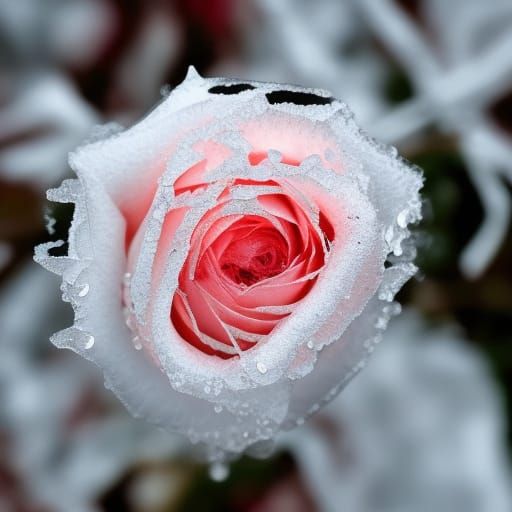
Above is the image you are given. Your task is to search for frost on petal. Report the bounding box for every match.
[35,70,422,457]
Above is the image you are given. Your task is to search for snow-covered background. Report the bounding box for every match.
[1,1,511,511]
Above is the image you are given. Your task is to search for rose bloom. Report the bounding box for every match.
[35,68,422,457]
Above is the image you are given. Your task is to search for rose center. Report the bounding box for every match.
[219,229,288,286]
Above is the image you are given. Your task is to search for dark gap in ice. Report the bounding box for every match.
[265,90,333,106]
[47,202,75,257]
[209,84,256,95]
[48,241,69,257]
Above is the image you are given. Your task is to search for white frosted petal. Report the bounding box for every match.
[35,72,422,457]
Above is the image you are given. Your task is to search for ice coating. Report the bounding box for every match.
[34,67,422,457]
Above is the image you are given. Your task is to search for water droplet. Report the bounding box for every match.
[84,334,95,349]
[214,405,223,414]
[256,361,267,374]
[396,209,408,228]
[78,283,90,297]
[375,317,388,329]
[132,336,142,350]
[123,272,132,286]
[378,289,393,302]
[125,315,133,329]
[307,341,314,349]
[209,462,229,482]
[204,385,211,394]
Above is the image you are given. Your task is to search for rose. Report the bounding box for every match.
[35,68,422,457]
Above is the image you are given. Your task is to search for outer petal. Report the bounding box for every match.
[36,71,422,457]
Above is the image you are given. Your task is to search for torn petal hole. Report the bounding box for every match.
[46,202,75,257]
[265,91,333,106]
[208,84,256,95]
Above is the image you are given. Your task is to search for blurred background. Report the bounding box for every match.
[1,1,512,511]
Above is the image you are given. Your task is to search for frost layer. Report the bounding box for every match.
[34,68,422,457]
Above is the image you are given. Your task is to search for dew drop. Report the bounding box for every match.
[306,340,314,349]
[204,385,211,394]
[214,404,223,414]
[125,315,134,329]
[78,283,90,297]
[123,272,132,286]
[209,462,229,482]
[83,334,95,349]
[378,289,393,302]
[375,317,388,329]
[396,209,409,228]
[256,361,267,374]
[132,336,142,350]
[388,145,398,158]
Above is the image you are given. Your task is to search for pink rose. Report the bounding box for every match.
[35,68,422,457]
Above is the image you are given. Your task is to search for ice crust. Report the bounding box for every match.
[35,67,422,457]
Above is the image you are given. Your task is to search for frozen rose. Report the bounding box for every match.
[35,68,422,457]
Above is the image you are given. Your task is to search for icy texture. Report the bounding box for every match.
[282,311,512,512]
[35,68,422,456]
